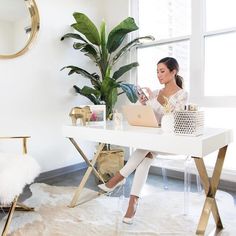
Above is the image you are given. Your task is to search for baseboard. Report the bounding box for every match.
[35,162,87,182]
[36,162,236,192]
[149,166,236,192]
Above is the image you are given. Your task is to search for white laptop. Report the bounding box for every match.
[122,105,160,128]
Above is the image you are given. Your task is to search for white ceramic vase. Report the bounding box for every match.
[113,111,123,129]
[161,113,174,133]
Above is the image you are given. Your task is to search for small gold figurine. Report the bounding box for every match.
[69,106,92,126]
[163,96,171,114]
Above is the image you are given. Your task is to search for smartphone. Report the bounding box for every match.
[136,86,149,101]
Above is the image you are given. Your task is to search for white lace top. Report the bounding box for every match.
[147,89,188,125]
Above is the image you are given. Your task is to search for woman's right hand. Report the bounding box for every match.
[138,93,148,105]
[137,87,152,105]
[142,87,152,98]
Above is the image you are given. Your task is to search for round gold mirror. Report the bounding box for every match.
[0,0,40,59]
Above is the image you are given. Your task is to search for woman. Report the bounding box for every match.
[98,57,188,224]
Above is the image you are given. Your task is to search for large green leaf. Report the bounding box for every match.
[112,36,155,65]
[107,17,138,53]
[113,62,139,80]
[119,83,138,103]
[90,72,102,90]
[105,66,111,80]
[110,88,118,107]
[61,66,101,87]
[100,77,118,100]
[73,43,100,63]
[106,87,118,117]
[61,33,88,43]
[73,85,101,105]
[81,44,100,63]
[72,12,101,46]
[73,42,87,49]
[99,20,108,76]
[80,86,101,98]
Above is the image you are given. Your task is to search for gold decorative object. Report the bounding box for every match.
[163,96,171,114]
[69,106,92,126]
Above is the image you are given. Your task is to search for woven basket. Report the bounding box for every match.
[174,111,204,136]
[96,149,124,183]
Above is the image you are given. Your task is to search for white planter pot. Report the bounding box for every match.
[161,113,174,133]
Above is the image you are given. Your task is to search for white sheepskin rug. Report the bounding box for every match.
[1,183,236,236]
[0,154,40,204]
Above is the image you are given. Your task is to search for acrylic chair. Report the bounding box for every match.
[154,154,202,215]
[0,136,40,236]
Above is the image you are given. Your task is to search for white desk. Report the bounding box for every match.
[63,122,233,235]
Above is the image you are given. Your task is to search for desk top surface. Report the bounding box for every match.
[62,122,233,157]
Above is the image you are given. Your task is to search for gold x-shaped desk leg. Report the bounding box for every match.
[193,145,228,235]
[68,138,105,208]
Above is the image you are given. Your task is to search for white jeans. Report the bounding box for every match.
[119,149,155,197]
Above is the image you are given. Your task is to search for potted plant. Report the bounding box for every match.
[61,12,154,119]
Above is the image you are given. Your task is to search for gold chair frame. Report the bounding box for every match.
[0,136,34,236]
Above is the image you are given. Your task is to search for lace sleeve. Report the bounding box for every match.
[147,90,164,124]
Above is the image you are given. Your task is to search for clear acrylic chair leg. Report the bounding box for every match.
[184,156,192,215]
[161,167,169,190]
[196,173,202,193]
[116,184,125,235]
[159,155,202,216]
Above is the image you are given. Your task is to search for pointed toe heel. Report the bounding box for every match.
[122,217,134,225]
[98,179,126,193]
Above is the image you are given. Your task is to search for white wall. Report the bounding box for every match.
[0,20,14,54]
[102,0,129,30]
[102,0,136,110]
[13,17,30,53]
[0,0,128,172]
